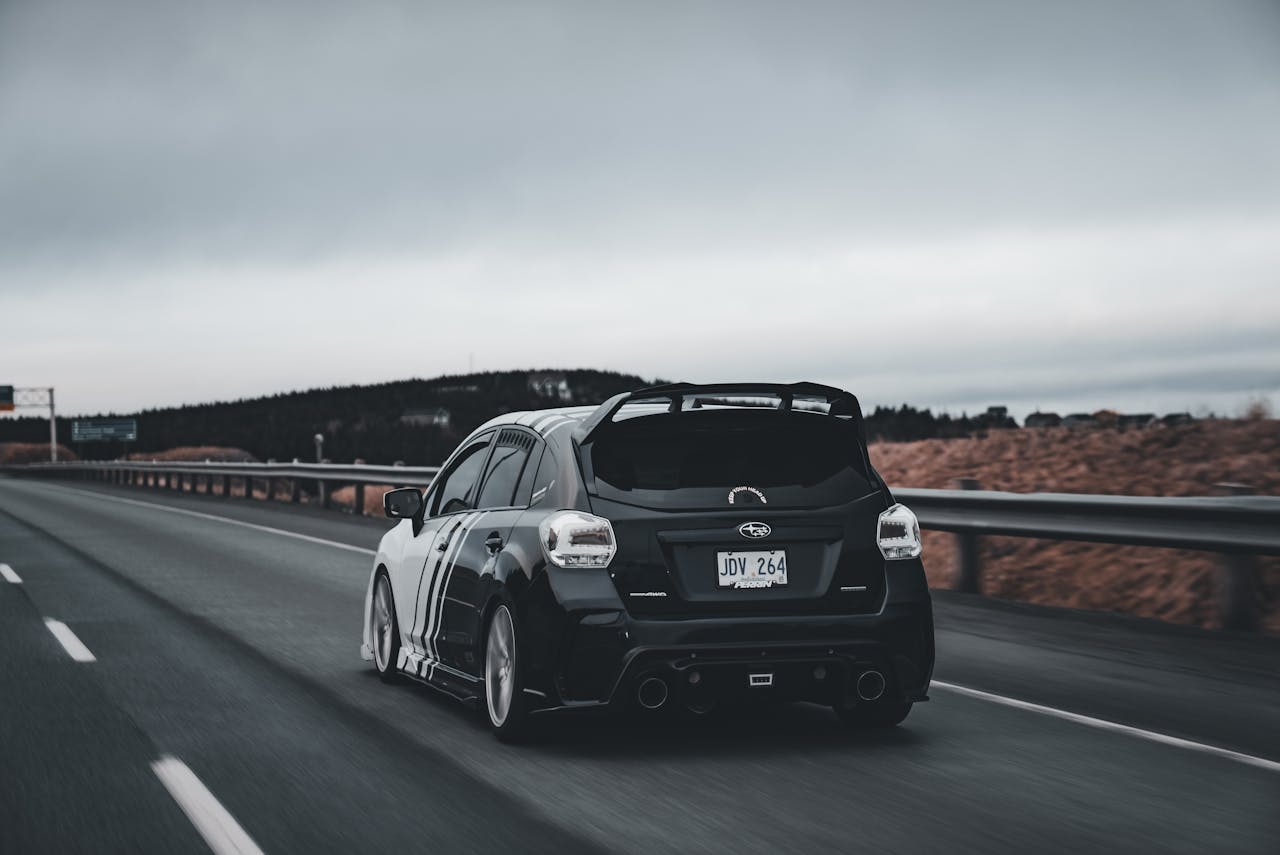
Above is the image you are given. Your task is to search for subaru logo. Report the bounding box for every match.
[738,522,771,539]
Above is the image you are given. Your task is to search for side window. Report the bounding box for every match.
[514,445,544,508]
[430,438,492,516]
[476,432,533,510]
[529,447,557,506]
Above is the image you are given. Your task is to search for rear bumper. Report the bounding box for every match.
[540,603,934,712]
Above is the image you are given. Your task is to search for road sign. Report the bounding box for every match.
[72,418,138,442]
[0,386,12,412]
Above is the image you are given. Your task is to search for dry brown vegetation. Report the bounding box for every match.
[127,446,258,463]
[870,420,1280,633]
[330,485,396,516]
[0,442,79,464]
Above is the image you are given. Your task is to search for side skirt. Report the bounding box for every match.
[397,648,482,704]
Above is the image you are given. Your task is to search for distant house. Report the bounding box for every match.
[1024,411,1062,428]
[400,406,451,428]
[1063,413,1098,429]
[1117,413,1155,430]
[975,405,1016,429]
[528,371,573,402]
[1161,412,1194,426]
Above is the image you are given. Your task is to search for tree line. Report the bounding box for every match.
[0,372,1019,464]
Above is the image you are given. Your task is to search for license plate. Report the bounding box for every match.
[716,550,788,589]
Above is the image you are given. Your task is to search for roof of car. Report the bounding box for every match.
[474,406,597,439]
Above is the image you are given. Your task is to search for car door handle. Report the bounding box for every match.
[484,533,503,553]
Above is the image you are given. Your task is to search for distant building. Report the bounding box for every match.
[975,405,1016,429]
[1161,412,1194,426]
[1117,413,1155,430]
[1063,413,1098,428]
[400,406,451,428]
[1024,411,1062,428]
[528,371,573,402]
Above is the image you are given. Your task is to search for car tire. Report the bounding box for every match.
[834,700,913,728]
[372,572,402,684]
[483,602,530,743]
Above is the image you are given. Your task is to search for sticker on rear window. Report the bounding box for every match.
[727,486,768,505]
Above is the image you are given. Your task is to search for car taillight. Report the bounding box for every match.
[538,511,617,568]
[877,503,922,560]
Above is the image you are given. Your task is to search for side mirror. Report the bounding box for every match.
[384,487,424,522]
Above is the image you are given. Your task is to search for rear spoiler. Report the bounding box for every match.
[573,381,869,447]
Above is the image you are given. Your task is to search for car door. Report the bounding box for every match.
[431,428,539,674]
[399,432,493,676]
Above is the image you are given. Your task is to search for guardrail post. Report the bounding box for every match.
[318,480,330,510]
[354,483,365,516]
[953,477,982,593]
[1216,483,1259,631]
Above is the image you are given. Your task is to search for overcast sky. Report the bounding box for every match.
[2,0,1278,420]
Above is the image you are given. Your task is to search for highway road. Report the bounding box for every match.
[1,476,1277,854]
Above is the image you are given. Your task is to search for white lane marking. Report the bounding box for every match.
[932,680,1280,774]
[43,618,96,662]
[1,563,21,583]
[152,756,265,855]
[32,483,375,557]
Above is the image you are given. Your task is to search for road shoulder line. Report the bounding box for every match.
[31,482,376,557]
[932,680,1280,773]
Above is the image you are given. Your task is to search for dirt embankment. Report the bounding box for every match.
[0,443,79,464]
[869,420,1280,633]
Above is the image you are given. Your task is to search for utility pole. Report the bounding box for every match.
[48,387,56,462]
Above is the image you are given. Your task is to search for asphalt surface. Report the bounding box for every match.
[0,476,1277,854]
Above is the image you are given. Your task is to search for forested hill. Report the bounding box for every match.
[0,370,651,465]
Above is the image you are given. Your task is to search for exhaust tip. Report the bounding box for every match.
[637,677,669,710]
[856,670,886,702]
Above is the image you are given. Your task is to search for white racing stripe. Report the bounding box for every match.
[43,618,96,662]
[424,512,483,670]
[932,680,1280,774]
[152,756,265,855]
[30,483,375,557]
[429,511,487,668]
[1,563,21,583]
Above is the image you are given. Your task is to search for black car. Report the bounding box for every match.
[361,382,934,740]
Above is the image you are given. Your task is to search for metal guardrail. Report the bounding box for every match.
[2,459,440,515]
[3,461,1276,630]
[894,487,1280,556]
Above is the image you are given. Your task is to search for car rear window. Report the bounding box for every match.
[587,410,875,509]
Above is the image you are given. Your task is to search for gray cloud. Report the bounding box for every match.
[2,0,1278,417]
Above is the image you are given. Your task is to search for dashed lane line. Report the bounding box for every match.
[43,618,96,662]
[152,755,265,855]
[1,563,20,583]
